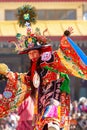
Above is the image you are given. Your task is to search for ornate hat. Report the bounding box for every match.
[11,5,51,54]
[15,29,49,54]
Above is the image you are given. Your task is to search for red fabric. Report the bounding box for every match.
[41,45,52,53]
[17,96,34,130]
[31,62,37,80]
[18,96,34,121]
[16,121,34,130]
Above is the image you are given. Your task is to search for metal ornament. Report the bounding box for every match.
[33,71,40,88]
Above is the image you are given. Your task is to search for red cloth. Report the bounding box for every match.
[16,96,34,130]
[16,121,34,130]
[31,62,37,80]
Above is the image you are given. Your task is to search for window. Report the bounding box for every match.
[5,9,76,20]
[5,10,17,20]
[83,12,87,20]
[37,9,76,20]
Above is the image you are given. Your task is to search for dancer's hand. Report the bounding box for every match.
[67,26,74,35]
[64,27,73,36]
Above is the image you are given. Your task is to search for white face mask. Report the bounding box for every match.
[41,52,52,61]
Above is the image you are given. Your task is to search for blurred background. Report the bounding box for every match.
[0,0,87,130]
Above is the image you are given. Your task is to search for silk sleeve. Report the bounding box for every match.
[0,71,31,118]
[53,36,87,80]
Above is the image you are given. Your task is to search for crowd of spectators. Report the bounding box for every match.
[0,97,86,130]
[70,97,87,130]
[0,110,19,130]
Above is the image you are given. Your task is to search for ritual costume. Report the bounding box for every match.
[0,5,87,130]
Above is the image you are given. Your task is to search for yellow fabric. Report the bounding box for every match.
[57,48,87,79]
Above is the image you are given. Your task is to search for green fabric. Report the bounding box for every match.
[44,66,70,94]
[60,72,70,94]
[44,66,58,73]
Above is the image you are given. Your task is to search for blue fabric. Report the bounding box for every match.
[67,37,87,65]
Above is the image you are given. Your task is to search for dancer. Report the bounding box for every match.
[0,5,87,130]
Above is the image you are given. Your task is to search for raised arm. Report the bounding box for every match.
[55,27,87,80]
[0,63,31,118]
